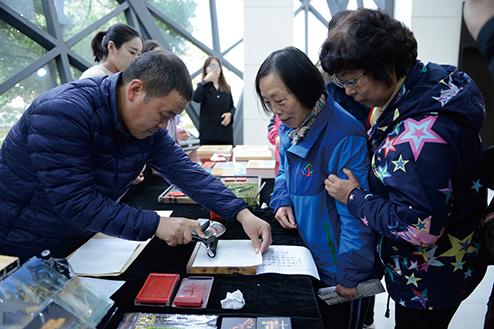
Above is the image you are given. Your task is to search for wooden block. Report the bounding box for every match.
[233,145,273,161]
[186,243,257,275]
[0,255,19,280]
[196,145,233,158]
[246,160,277,178]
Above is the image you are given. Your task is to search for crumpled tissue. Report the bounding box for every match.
[220,289,245,310]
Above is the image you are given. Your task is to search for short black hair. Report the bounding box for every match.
[255,46,324,114]
[319,8,417,86]
[120,50,192,102]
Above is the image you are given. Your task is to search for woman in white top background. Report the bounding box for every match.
[80,23,142,79]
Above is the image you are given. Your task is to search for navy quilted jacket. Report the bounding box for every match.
[0,74,246,258]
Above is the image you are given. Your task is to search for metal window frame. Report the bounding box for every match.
[1,0,394,145]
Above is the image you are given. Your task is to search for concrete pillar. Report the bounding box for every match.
[243,0,293,146]
[395,0,464,66]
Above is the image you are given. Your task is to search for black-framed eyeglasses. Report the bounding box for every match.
[332,70,365,89]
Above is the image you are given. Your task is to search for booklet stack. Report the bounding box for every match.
[0,257,115,329]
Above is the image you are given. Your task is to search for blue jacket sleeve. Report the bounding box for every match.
[269,131,293,213]
[329,135,378,287]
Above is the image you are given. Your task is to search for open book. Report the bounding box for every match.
[67,210,171,276]
[317,279,386,306]
[187,240,320,280]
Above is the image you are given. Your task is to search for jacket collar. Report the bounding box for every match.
[102,73,134,140]
[286,91,333,159]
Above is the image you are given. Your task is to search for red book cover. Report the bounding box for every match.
[134,273,180,307]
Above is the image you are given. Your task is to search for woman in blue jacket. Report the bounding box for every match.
[322,8,487,329]
[256,46,379,329]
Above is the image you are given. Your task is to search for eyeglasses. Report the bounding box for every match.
[332,70,364,89]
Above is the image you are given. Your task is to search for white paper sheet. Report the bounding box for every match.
[257,245,320,280]
[193,239,262,267]
[192,240,320,280]
[68,237,144,275]
[80,277,125,298]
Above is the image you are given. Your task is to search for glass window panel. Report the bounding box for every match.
[187,0,213,49]
[71,65,83,81]
[310,0,331,21]
[347,0,359,10]
[162,27,208,74]
[56,0,119,40]
[342,0,378,11]
[146,0,203,46]
[153,17,197,57]
[307,13,329,63]
[363,0,378,9]
[0,60,59,145]
[223,68,243,108]
[4,0,47,32]
[293,8,305,53]
[216,0,243,52]
[223,42,244,75]
[180,110,199,139]
[69,13,127,66]
[293,0,302,12]
[0,20,47,83]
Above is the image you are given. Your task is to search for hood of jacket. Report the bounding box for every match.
[369,61,486,149]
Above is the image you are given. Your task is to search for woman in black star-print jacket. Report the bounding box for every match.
[321,8,487,329]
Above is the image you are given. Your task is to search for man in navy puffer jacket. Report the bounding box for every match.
[0,51,272,259]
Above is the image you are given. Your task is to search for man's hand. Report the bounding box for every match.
[221,112,232,126]
[236,208,272,254]
[336,284,358,300]
[324,168,360,205]
[155,217,205,246]
[275,206,298,229]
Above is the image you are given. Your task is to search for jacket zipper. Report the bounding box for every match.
[324,222,338,265]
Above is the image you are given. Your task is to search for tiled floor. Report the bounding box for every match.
[371,189,494,329]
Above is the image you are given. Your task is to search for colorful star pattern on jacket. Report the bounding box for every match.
[392,155,409,172]
[390,216,441,246]
[439,232,477,271]
[411,244,444,272]
[394,116,447,161]
[432,76,464,107]
[411,288,429,308]
[439,179,454,204]
[381,136,397,157]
